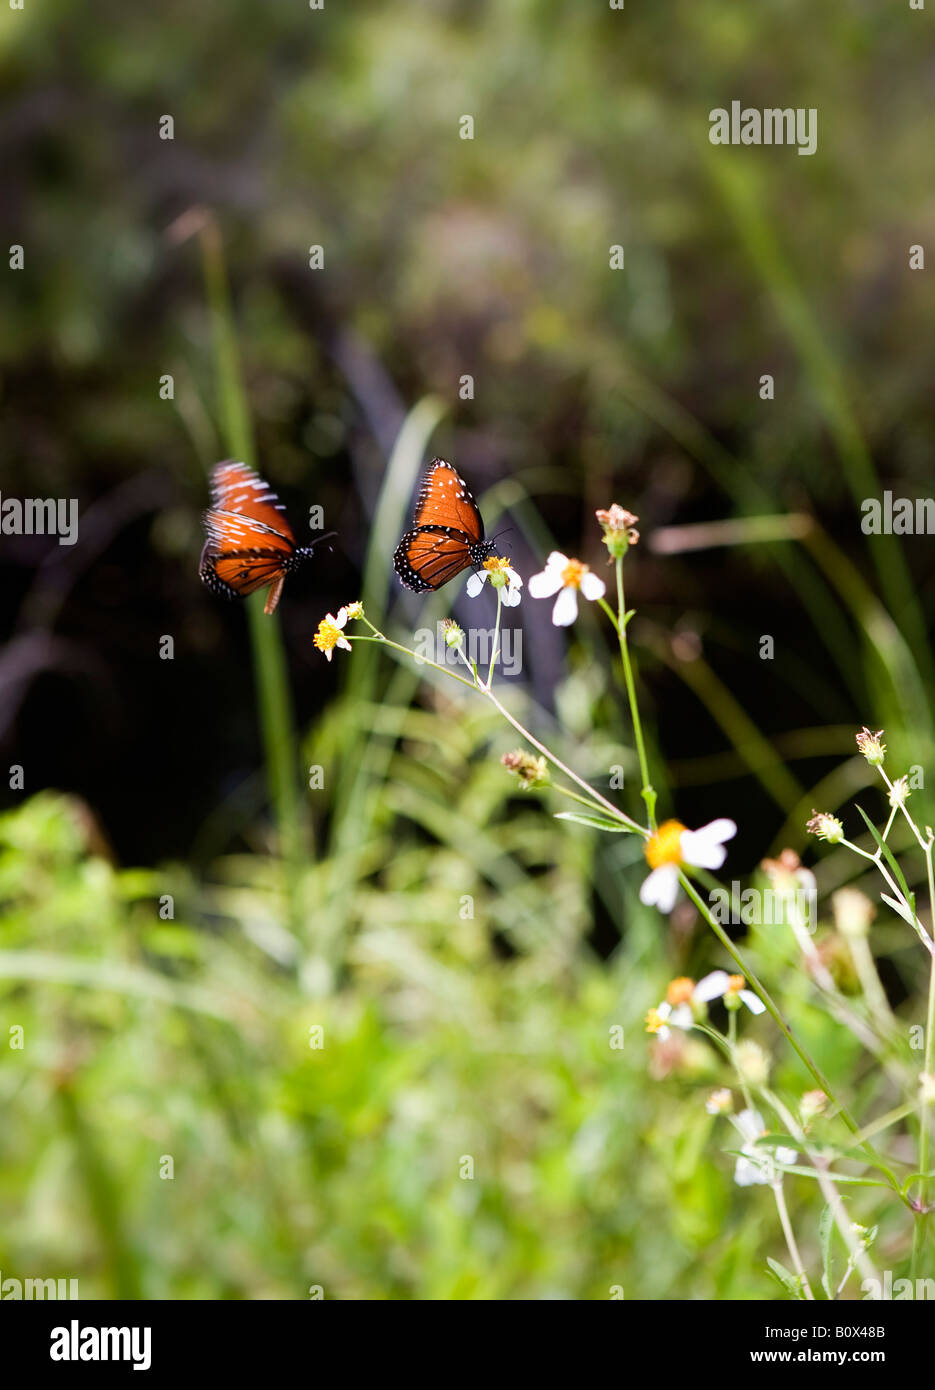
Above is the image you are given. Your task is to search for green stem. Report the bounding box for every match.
[763,1087,880,1288]
[353,622,643,830]
[773,1181,814,1300]
[912,840,935,1277]
[553,783,626,816]
[487,588,503,689]
[480,681,644,834]
[678,870,866,1142]
[599,560,656,828]
[351,631,477,691]
[200,219,305,935]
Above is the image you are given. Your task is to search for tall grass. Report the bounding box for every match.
[199,219,307,937]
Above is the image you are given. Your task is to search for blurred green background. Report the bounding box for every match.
[1,0,933,1298]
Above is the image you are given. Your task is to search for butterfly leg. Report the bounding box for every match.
[263,574,286,615]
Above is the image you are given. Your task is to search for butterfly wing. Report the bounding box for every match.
[200,461,296,612]
[393,527,475,592]
[206,460,295,544]
[393,459,491,592]
[411,459,485,543]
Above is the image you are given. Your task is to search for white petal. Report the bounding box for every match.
[776,1146,797,1167]
[334,608,348,630]
[336,636,352,653]
[740,989,766,1015]
[669,1004,693,1030]
[700,817,738,844]
[681,818,737,870]
[580,571,606,601]
[734,1108,764,1143]
[639,864,679,913]
[733,1156,767,1187]
[544,551,569,571]
[506,567,523,588]
[694,970,730,1004]
[656,1002,672,1021]
[528,569,564,599]
[551,586,579,626]
[501,584,522,607]
[466,571,486,598]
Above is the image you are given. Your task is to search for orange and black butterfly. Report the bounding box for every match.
[199,461,332,615]
[393,459,497,593]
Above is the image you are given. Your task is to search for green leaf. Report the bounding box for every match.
[901,1170,935,1199]
[553,812,630,833]
[766,1257,807,1300]
[751,1134,901,1191]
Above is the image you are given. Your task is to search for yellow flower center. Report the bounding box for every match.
[645,1008,666,1035]
[645,819,687,869]
[345,601,364,619]
[665,977,695,1006]
[484,555,512,573]
[561,558,587,588]
[314,619,341,654]
[727,974,746,995]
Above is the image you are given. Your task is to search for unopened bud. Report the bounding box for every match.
[806,810,844,844]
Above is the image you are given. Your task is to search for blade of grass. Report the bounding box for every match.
[199,216,307,938]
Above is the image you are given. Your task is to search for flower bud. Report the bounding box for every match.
[442,619,465,650]
[806,810,844,844]
[734,1039,771,1088]
[855,727,886,767]
[832,887,875,939]
[706,1087,733,1115]
[596,503,640,559]
[800,1090,828,1125]
[888,776,910,809]
[501,750,549,789]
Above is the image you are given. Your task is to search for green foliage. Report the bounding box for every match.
[0,774,791,1300]
[3,0,935,1302]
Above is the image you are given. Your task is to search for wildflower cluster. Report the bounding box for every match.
[312,486,934,1298]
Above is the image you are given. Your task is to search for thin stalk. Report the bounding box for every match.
[598,559,656,827]
[486,588,503,689]
[773,1182,814,1300]
[911,840,935,1277]
[764,1088,880,1288]
[351,630,477,692]
[481,681,644,834]
[553,783,627,816]
[354,621,643,829]
[199,219,306,936]
[678,870,867,1144]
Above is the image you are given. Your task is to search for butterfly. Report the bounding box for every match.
[199,460,333,615]
[393,459,497,593]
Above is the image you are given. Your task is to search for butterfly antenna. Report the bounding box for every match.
[299,530,338,555]
[491,525,515,544]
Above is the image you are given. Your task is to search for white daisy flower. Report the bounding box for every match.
[731,1108,797,1187]
[313,607,352,662]
[693,970,765,1017]
[466,556,523,607]
[527,551,605,626]
[645,971,763,1042]
[639,818,737,914]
